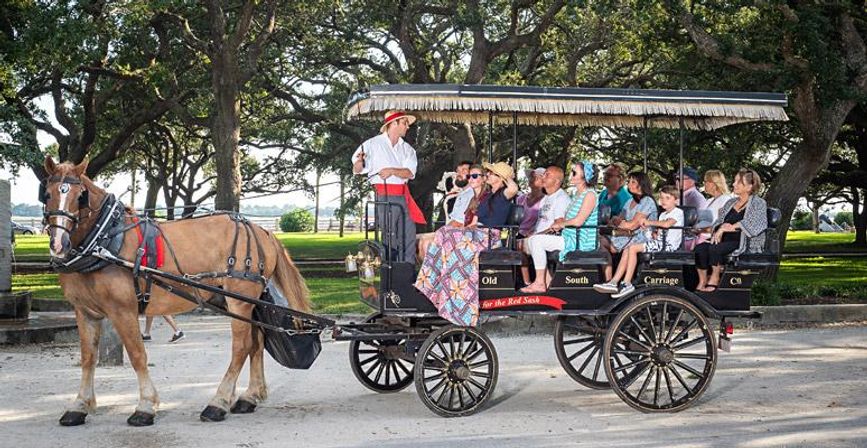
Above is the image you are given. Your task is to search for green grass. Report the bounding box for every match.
[276,232,366,259]
[13,232,368,261]
[778,256,867,287]
[12,270,369,314]
[784,231,865,253]
[16,231,865,262]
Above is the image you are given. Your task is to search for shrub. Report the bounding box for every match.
[834,211,854,227]
[790,210,812,231]
[751,280,781,306]
[279,209,314,232]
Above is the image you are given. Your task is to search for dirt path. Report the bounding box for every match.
[1,316,866,447]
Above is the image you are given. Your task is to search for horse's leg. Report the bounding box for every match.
[201,299,255,422]
[231,327,267,414]
[59,308,102,426]
[109,308,160,426]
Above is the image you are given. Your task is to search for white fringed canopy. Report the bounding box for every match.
[346,84,788,130]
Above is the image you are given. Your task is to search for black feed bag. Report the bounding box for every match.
[254,291,321,369]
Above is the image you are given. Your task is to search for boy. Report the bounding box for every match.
[593,185,684,298]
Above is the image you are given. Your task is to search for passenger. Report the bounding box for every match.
[516,167,546,286]
[699,170,736,241]
[600,171,657,280]
[519,166,571,292]
[438,160,474,220]
[417,164,483,259]
[594,185,684,298]
[675,167,708,250]
[694,168,768,292]
[476,162,519,226]
[521,162,598,293]
[516,167,546,238]
[414,163,515,326]
[598,163,631,217]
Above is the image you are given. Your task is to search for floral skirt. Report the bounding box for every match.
[414,227,500,326]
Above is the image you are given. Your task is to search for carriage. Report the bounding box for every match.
[41,83,788,427]
[335,84,788,417]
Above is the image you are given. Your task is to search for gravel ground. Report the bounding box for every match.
[1,315,866,448]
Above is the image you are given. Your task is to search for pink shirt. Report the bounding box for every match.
[516,193,543,237]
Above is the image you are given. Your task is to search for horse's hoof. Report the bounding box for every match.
[127,410,155,427]
[59,411,88,426]
[200,405,227,422]
[230,399,257,414]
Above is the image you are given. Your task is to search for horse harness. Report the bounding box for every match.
[43,187,269,314]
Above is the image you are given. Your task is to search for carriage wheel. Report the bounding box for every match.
[553,316,611,389]
[603,295,717,412]
[414,325,498,417]
[349,314,414,393]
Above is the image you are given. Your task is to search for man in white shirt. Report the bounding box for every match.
[351,111,426,264]
[520,166,570,292]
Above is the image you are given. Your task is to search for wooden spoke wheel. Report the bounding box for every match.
[414,326,498,417]
[349,314,415,393]
[603,295,717,412]
[553,315,611,389]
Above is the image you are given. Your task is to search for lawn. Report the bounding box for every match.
[14,230,865,262]
[13,232,368,261]
[14,271,370,314]
[784,231,865,253]
[778,256,867,287]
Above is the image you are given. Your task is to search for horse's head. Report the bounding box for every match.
[40,156,93,259]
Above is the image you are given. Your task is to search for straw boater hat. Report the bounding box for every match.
[483,162,515,181]
[380,110,417,133]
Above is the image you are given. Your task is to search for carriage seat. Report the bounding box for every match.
[479,204,525,266]
[545,204,612,267]
[638,206,698,267]
[725,207,782,268]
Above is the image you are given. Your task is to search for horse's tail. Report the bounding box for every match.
[269,234,312,312]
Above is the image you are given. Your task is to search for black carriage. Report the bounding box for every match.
[336,84,788,416]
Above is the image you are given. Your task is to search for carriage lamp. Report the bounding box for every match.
[345,254,357,272]
[360,262,376,282]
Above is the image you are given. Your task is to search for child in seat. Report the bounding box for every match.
[593,185,684,299]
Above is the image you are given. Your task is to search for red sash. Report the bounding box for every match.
[374,183,427,225]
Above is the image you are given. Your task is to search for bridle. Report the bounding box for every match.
[40,175,91,236]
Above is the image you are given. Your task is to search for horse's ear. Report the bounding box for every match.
[44,155,57,175]
[72,158,89,177]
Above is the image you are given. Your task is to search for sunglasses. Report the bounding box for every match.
[469,173,485,179]
[571,170,580,176]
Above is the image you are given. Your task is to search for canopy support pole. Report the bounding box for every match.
[488,112,493,163]
[642,117,648,173]
[512,111,518,169]
[679,117,685,204]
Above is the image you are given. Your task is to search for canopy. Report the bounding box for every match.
[346,84,788,130]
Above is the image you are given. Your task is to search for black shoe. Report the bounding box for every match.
[169,331,185,343]
[141,334,152,342]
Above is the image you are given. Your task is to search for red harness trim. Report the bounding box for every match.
[132,217,165,268]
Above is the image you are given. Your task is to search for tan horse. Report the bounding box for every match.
[41,156,311,426]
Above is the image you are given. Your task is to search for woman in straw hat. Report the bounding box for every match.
[414,162,517,326]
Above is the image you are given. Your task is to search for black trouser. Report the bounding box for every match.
[694,241,739,270]
[375,194,416,265]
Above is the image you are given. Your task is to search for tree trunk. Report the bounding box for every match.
[339,175,345,238]
[810,202,820,233]
[765,88,855,253]
[314,169,321,233]
[144,175,160,219]
[211,53,242,212]
[855,187,866,246]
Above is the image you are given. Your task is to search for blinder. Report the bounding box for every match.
[40,175,92,232]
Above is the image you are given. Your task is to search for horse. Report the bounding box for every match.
[40,156,311,426]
